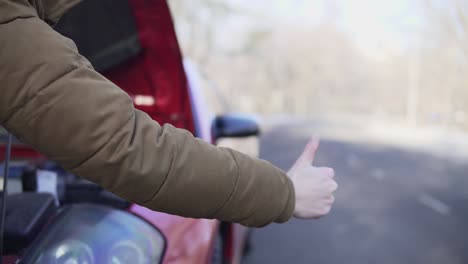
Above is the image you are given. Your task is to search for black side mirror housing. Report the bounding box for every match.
[212,114,260,140]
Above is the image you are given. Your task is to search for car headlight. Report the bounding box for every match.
[19,204,166,264]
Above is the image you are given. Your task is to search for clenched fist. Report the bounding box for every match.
[288,136,338,219]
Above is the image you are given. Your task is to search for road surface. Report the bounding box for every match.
[243,122,468,264]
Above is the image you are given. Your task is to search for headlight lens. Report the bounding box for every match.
[20,204,166,264]
[36,239,94,264]
[108,240,145,264]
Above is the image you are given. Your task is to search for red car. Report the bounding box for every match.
[0,0,258,263]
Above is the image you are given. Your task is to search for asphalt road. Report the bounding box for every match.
[242,123,468,264]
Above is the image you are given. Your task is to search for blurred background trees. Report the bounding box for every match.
[169,0,468,131]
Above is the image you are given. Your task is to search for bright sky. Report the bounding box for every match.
[336,0,424,57]
[228,0,426,59]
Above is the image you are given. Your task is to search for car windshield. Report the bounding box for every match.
[54,0,141,72]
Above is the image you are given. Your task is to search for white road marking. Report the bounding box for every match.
[419,194,451,215]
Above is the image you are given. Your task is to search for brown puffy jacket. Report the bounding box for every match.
[0,0,295,227]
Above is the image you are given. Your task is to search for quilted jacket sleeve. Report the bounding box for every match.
[0,0,295,227]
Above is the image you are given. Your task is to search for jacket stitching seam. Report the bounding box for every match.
[208,149,241,219]
[2,61,80,125]
[2,35,87,124]
[142,127,178,205]
[0,15,36,25]
[67,112,135,172]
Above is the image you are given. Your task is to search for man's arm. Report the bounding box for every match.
[0,0,295,227]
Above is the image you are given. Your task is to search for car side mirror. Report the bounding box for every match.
[212,114,260,140]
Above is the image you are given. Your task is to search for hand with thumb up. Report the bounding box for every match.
[288,136,338,219]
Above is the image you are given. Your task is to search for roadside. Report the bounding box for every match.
[260,114,468,162]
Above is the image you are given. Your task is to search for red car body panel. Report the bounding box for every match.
[0,145,43,162]
[131,205,219,264]
[103,0,195,133]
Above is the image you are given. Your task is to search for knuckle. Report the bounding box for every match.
[331,180,338,191]
[318,167,327,173]
[319,167,335,178]
[321,207,331,215]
